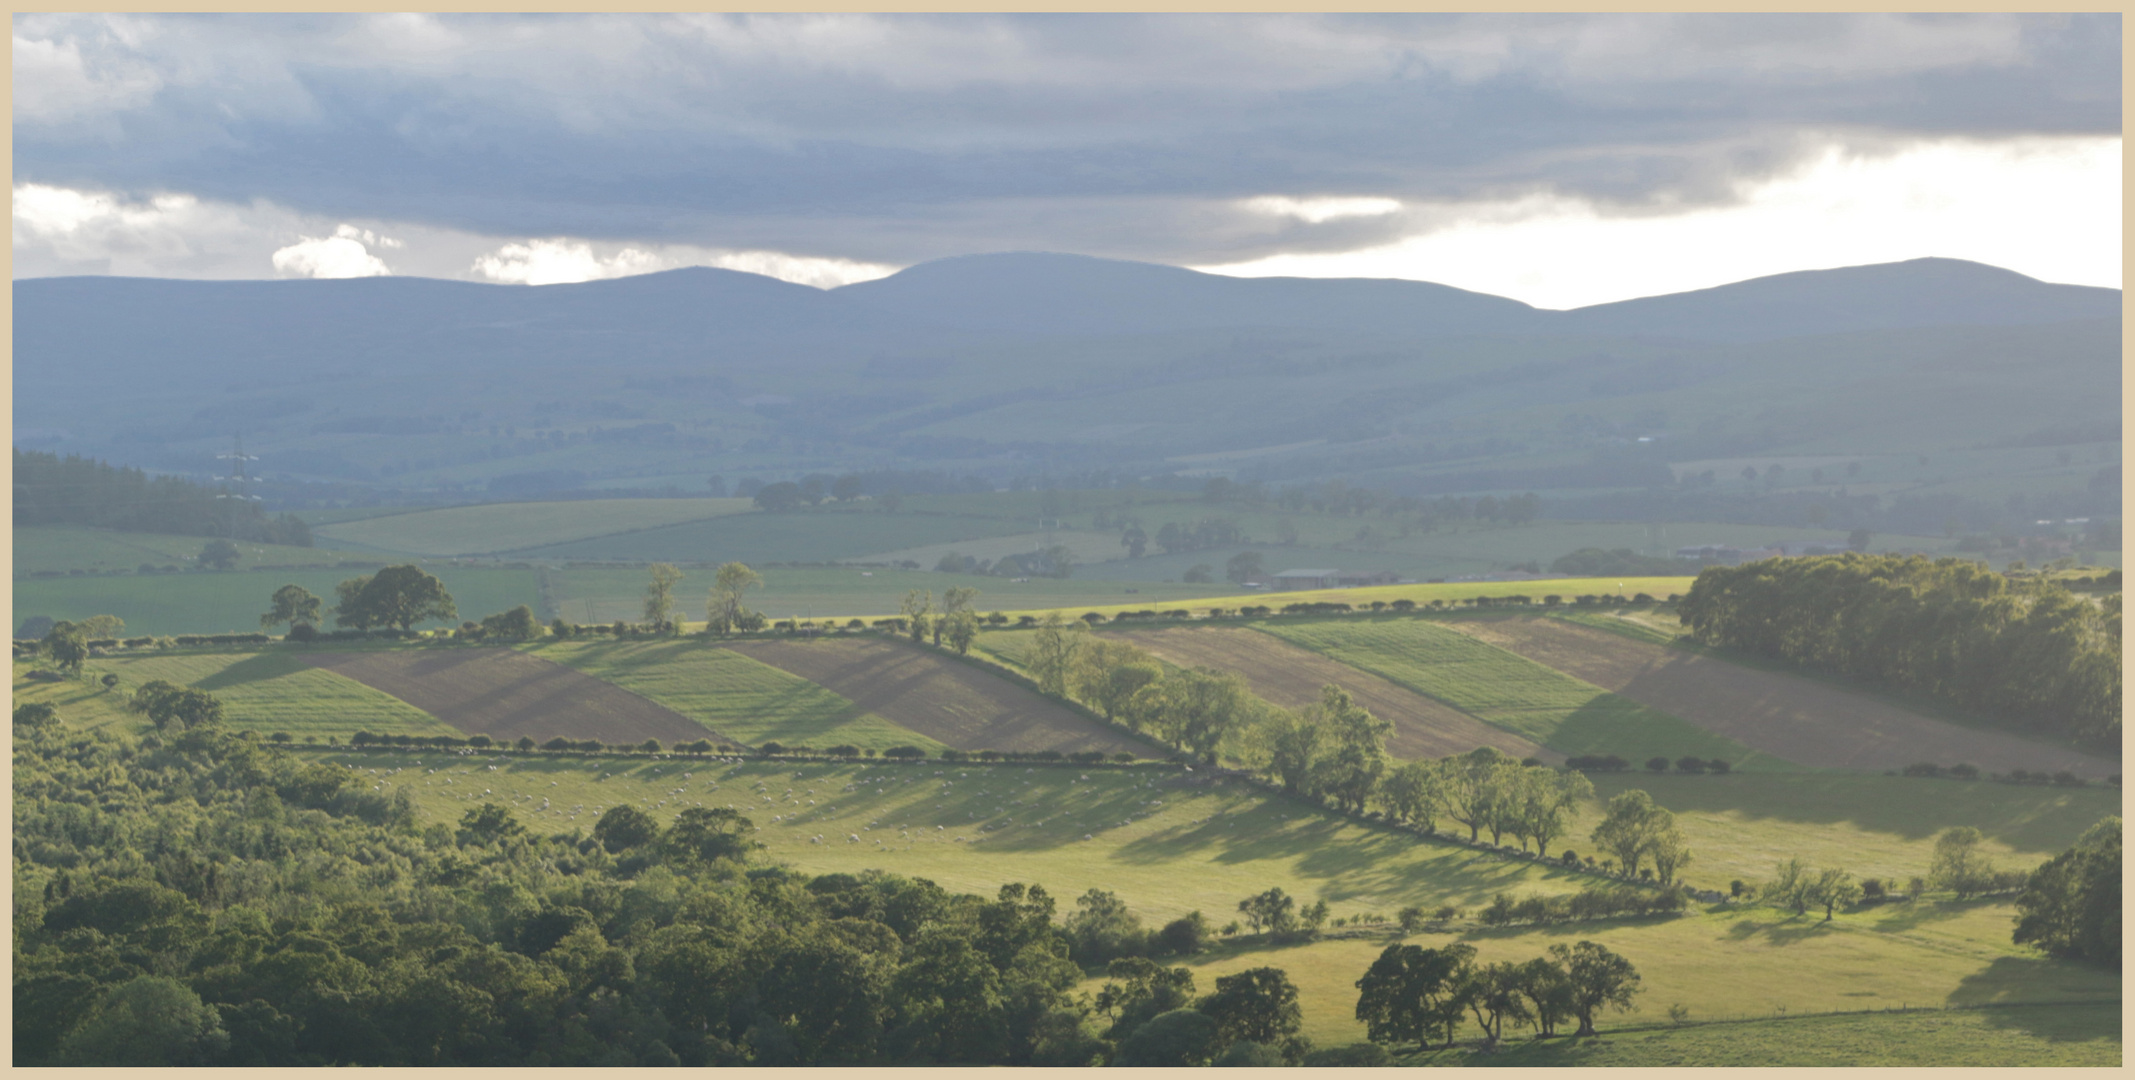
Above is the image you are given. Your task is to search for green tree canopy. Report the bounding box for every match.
[334,565,458,631]
[260,584,323,631]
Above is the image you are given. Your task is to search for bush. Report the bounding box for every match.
[1644,756,1670,774]
[1860,878,1886,899]
[1155,911,1210,956]
[1707,758,1732,775]
[1674,756,1706,774]
[882,745,926,760]
[1948,763,1980,780]
[939,748,969,762]
[759,741,787,756]
[825,744,861,757]
[1111,753,1137,763]
[1903,762,1946,778]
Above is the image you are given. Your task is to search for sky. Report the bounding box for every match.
[10,13,2122,309]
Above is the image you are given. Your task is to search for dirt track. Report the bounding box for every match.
[1445,616,2120,776]
[725,638,1153,757]
[301,648,718,745]
[1103,626,1553,762]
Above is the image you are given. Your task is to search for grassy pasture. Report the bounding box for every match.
[1157,900,2119,1053]
[15,651,454,738]
[333,750,1579,924]
[1421,1002,2120,1067]
[1255,618,1779,768]
[12,566,540,638]
[1573,772,2121,890]
[14,524,378,578]
[311,498,755,555]
[519,638,937,752]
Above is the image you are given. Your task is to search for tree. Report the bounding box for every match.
[260,585,323,632]
[902,590,934,644]
[1197,967,1303,1057]
[933,586,980,648]
[1306,685,1392,813]
[1042,544,1075,579]
[1354,942,1476,1052]
[199,538,241,570]
[940,611,980,655]
[1516,768,1594,859]
[1146,667,1253,765]
[642,563,684,629]
[663,807,762,864]
[479,605,542,641]
[2013,816,2121,969]
[1070,640,1163,724]
[1763,857,1814,915]
[334,565,457,631]
[1930,826,1995,899]
[1026,613,1084,696]
[706,562,764,636]
[1264,710,1325,795]
[1808,867,1862,920]
[1590,789,1678,879]
[43,620,89,676]
[1093,957,1198,1042]
[1377,759,1445,831]
[1062,889,1148,967]
[146,686,223,731]
[1463,960,1534,1044]
[56,975,228,1065]
[1512,955,1576,1037]
[1182,564,1213,584]
[77,614,125,640]
[1120,525,1148,559]
[592,804,661,853]
[458,802,525,845]
[1225,550,1264,585]
[1444,746,1518,843]
[1237,888,1297,936]
[1551,940,1641,1036]
[1111,1008,1218,1067]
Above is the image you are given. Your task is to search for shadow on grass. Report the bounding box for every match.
[193,650,303,691]
[1960,996,2121,1044]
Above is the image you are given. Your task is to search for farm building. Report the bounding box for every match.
[1271,568,1402,590]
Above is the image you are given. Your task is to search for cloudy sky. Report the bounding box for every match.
[11,13,2121,308]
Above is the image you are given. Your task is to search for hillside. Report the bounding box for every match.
[13,257,2118,537]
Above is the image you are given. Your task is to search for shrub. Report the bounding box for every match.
[1706,758,1732,775]
[541,737,572,752]
[759,741,787,755]
[1644,756,1670,774]
[1903,762,1946,778]
[1948,763,1980,780]
[825,744,861,757]
[1155,911,1210,956]
[882,746,926,760]
[1674,756,1706,774]
[1860,878,1886,899]
[939,748,969,761]
[1111,753,1137,763]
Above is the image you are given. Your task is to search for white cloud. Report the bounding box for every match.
[468,236,896,288]
[1241,195,1402,225]
[272,230,393,278]
[1195,136,2122,309]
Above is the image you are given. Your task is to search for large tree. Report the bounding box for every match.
[2013,816,2121,970]
[333,565,457,631]
[1354,942,1476,1052]
[42,620,89,675]
[1025,613,1084,697]
[642,563,684,629]
[1196,967,1302,1058]
[706,562,764,636]
[1552,941,1641,1037]
[1930,826,1996,899]
[260,585,323,632]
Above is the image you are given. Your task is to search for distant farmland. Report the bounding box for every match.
[312,497,755,555]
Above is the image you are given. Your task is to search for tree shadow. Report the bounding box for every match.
[1945,955,2124,1016]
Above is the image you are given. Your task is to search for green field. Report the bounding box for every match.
[312,498,755,555]
[14,524,379,578]
[1423,1002,2120,1067]
[519,638,940,751]
[15,650,454,738]
[511,508,1043,563]
[551,565,1239,624]
[1255,617,1779,767]
[328,750,1581,925]
[992,576,1699,621]
[13,566,540,638]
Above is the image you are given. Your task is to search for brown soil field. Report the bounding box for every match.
[301,648,718,745]
[1445,616,2119,776]
[724,638,1152,757]
[1102,626,1553,762]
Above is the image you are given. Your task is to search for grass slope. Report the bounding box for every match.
[520,639,940,752]
[14,651,454,738]
[312,498,755,555]
[1255,617,1781,768]
[13,566,539,638]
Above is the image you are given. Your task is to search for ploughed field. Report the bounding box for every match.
[1445,614,2118,777]
[722,637,1157,757]
[301,647,716,745]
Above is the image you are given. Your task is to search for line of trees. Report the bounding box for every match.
[1678,553,2121,749]
[1355,939,1640,1049]
[14,448,312,545]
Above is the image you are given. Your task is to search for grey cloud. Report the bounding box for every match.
[12,13,2119,269]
